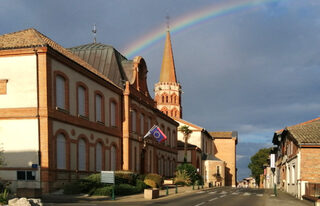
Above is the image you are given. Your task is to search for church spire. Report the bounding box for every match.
[159,30,177,83]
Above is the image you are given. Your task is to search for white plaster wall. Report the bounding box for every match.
[0,119,39,167]
[0,55,37,108]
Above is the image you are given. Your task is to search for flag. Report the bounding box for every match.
[144,125,167,142]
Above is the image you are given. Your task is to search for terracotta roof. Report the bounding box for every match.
[159,30,177,83]
[0,28,121,90]
[287,119,320,145]
[177,140,200,150]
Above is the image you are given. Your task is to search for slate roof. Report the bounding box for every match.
[0,28,122,89]
[287,119,320,145]
[68,43,133,88]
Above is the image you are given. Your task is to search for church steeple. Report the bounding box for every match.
[159,31,177,83]
[154,29,182,119]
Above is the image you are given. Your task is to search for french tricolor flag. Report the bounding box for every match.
[144,125,167,142]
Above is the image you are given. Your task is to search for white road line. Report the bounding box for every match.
[256,194,263,197]
[232,192,239,195]
[209,191,217,194]
[197,191,205,194]
[194,202,205,206]
[220,195,226,198]
[243,192,251,196]
[209,197,218,201]
[220,191,227,194]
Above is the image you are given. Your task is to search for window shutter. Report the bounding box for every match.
[78,86,85,116]
[78,139,86,171]
[57,134,66,169]
[95,95,102,122]
[96,143,102,171]
[110,102,116,127]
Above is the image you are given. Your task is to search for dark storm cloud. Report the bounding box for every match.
[1,0,320,179]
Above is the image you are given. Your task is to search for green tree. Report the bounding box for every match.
[178,125,193,162]
[248,147,272,185]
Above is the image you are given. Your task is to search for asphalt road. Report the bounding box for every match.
[46,187,313,206]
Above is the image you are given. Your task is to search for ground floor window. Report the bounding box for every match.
[17,171,36,180]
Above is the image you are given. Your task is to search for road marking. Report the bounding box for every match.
[232,192,239,195]
[194,202,205,206]
[243,192,251,196]
[256,194,263,197]
[209,191,217,194]
[220,195,226,198]
[220,191,227,194]
[270,194,275,197]
[209,197,218,201]
[197,191,205,194]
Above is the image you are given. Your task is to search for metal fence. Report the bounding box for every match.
[305,183,320,198]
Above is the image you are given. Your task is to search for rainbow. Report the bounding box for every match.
[122,0,281,59]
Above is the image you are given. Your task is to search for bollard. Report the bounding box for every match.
[166,185,169,196]
[274,183,277,197]
[112,185,115,200]
[175,184,178,194]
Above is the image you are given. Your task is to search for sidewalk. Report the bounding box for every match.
[42,185,208,204]
[264,189,314,206]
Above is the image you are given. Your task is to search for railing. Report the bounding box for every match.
[305,183,320,198]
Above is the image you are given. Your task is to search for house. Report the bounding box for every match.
[272,117,320,199]
[0,28,178,194]
[210,131,238,187]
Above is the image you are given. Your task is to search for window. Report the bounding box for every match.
[95,94,103,122]
[77,85,87,117]
[217,166,220,176]
[131,110,137,132]
[147,117,152,131]
[56,75,66,109]
[140,114,145,134]
[17,171,35,180]
[292,165,295,184]
[96,142,102,171]
[166,96,168,103]
[162,96,165,103]
[0,79,8,95]
[149,150,152,173]
[111,146,117,171]
[57,133,66,169]
[78,139,86,171]
[110,101,117,127]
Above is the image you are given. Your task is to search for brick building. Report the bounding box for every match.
[0,28,178,194]
[272,117,320,199]
[210,131,238,187]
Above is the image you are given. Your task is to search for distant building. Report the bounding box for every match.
[272,117,320,199]
[0,28,178,194]
[210,131,238,187]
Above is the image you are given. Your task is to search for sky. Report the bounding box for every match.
[1,0,320,180]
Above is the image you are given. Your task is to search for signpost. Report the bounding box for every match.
[101,171,115,200]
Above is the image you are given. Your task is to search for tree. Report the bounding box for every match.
[178,125,193,162]
[248,147,272,185]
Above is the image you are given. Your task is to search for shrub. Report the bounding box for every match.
[115,184,139,195]
[144,173,162,188]
[92,186,112,196]
[63,182,83,195]
[136,179,147,192]
[174,170,191,186]
[0,189,8,205]
[115,171,138,185]
[176,163,201,184]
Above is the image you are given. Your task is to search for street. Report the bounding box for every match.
[45,187,313,206]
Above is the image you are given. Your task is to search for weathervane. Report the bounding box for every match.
[92,24,97,43]
[166,15,170,30]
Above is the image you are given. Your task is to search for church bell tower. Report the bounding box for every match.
[154,30,182,118]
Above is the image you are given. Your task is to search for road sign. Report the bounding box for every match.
[101,171,115,184]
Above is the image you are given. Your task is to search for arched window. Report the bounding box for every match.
[96,142,102,171]
[57,133,66,169]
[56,75,66,109]
[78,139,86,171]
[111,145,117,171]
[110,101,117,127]
[149,150,152,173]
[166,96,168,103]
[95,93,104,123]
[140,114,145,135]
[162,95,165,103]
[131,110,137,132]
[77,84,88,117]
